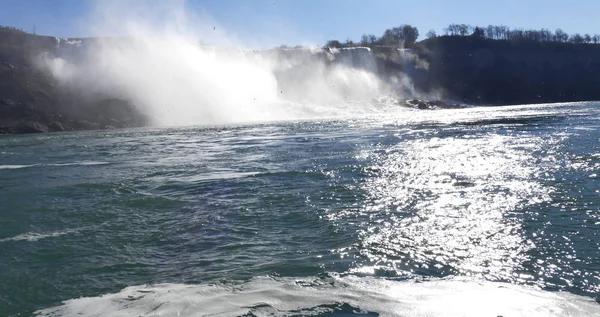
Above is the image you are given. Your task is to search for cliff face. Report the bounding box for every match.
[0,29,62,132]
[1,28,600,134]
[412,36,600,105]
[0,28,149,134]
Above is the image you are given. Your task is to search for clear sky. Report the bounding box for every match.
[1,0,599,47]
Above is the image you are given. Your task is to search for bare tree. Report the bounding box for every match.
[501,25,511,40]
[554,29,568,43]
[444,24,460,36]
[569,33,584,44]
[402,25,419,45]
[472,27,485,38]
[380,28,398,45]
[328,23,597,49]
[360,34,370,46]
[540,29,552,42]
[380,24,419,46]
[368,34,377,44]
[494,25,503,39]
[484,25,494,39]
[458,24,470,36]
[325,40,343,48]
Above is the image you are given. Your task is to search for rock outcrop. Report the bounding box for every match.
[400,99,465,110]
[410,36,600,105]
[0,27,150,134]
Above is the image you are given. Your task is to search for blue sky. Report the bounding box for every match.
[1,0,599,47]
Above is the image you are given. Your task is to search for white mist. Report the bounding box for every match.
[40,0,414,127]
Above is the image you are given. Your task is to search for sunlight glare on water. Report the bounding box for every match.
[2,102,600,316]
[328,106,576,284]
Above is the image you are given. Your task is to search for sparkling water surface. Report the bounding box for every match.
[1,102,599,316]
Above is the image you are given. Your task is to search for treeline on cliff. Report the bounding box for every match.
[440,24,600,44]
[421,25,600,104]
[327,23,600,48]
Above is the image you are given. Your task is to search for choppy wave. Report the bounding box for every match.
[36,275,599,317]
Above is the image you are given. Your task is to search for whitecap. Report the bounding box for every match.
[35,276,599,317]
[0,229,78,243]
[45,161,110,167]
[0,165,34,170]
[0,162,110,170]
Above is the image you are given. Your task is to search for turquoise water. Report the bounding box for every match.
[1,103,599,316]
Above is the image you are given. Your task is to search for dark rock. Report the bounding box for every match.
[70,120,100,131]
[89,98,149,128]
[22,102,35,111]
[1,98,15,106]
[429,100,465,109]
[405,99,429,109]
[0,29,151,134]
[14,121,48,133]
[412,36,600,104]
[401,99,465,110]
[0,126,13,134]
[48,121,64,132]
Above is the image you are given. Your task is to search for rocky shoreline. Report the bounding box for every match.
[0,98,465,135]
[0,97,149,135]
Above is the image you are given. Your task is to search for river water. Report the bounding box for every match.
[1,102,599,316]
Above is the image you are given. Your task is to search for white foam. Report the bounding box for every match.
[35,276,599,317]
[0,162,109,170]
[0,165,34,170]
[46,161,110,167]
[0,229,78,243]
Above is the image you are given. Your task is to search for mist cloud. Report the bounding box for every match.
[38,0,417,127]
